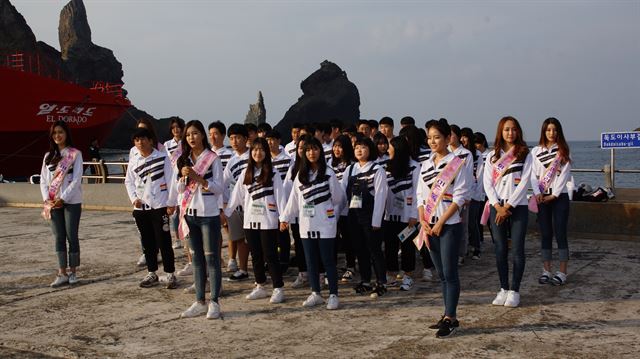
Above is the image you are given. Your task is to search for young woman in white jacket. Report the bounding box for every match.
[483,116,533,308]
[224,137,287,304]
[280,137,346,310]
[40,121,83,287]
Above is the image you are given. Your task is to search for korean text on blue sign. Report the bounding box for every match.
[601,132,640,149]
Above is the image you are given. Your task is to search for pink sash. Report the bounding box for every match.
[42,148,79,220]
[480,148,517,225]
[169,144,182,166]
[415,156,464,251]
[528,154,563,213]
[178,149,218,240]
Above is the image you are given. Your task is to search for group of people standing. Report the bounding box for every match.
[39,114,573,338]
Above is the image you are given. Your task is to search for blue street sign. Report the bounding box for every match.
[601,132,640,149]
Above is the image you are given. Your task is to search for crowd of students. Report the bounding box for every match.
[39,114,573,338]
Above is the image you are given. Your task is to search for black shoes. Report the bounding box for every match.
[429,316,460,330]
[353,282,372,295]
[436,318,457,338]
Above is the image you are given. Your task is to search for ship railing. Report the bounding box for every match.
[82,160,128,183]
[1,51,63,80]
[90,81,125,98]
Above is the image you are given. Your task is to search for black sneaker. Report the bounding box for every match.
[429,316,460,330]
[228,271,249,281]
[353,282,372,295]
[139,272,159,288]
[370,283,387,298]
[436,318,457,338]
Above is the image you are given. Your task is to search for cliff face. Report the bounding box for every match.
[274,60,360,142]
[245,91,266,126]
[58,0,123,88]
[0,0,36,52]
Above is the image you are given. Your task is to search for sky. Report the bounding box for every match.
[12,0,640,141]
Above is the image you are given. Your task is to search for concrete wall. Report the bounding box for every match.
[1,182,638,241]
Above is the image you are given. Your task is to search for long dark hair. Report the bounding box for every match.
[491,116,529,163]
[399,125,422,161]
[136,117,159,148]
[45,121,74,166]
[290,134,311,181]
[177,120,211,172]
[298,137,328,186]
[331,134,354,165]
[461,127,478,162]
[387,136,411,179]
[539,117,571,164]
[169,117,185,138]
[243,137,273,186]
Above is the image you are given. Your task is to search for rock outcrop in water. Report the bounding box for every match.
[274,60,360,142]
[58,0,124,88]
[245,91,266,126]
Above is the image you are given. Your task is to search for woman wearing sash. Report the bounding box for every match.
[280,137,346,309]
[531,118,572,286]
[224,138,288,304]
[417,119,468,338]
[174,120,224,319]
[40,121,83,287]
[483,116,532,308]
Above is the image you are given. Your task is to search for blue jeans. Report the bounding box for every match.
[185,215,222,303]
[538,193,570,261]
[302,238,338,295]
[428,223,462,318]
[50,203,82,269]
[490,205,528,292]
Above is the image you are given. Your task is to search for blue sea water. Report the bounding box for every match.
[568,141,639,189]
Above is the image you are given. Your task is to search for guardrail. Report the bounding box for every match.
[571,167,640,189]
[82,160,127,183]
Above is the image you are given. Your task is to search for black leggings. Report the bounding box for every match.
[337,215,356,268]
[349,212,386,284]
[245,229,284,288]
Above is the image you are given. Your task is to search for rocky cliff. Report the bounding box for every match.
[274,60,360,142]
[58,0,124,88]
[245,91,266,126]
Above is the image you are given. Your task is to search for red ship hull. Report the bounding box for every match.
[0,66,130,179]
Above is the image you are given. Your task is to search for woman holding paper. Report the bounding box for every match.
[382,136,420,291]
[40,121,83,287]
[417,118,468,339]
[483,116,533,308]
[175,120,224,319]
[531,118,572,286]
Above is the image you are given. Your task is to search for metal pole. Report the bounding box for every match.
[610,148,615,189]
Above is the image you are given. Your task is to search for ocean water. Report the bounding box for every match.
[568,141,639,189]
[101,140,640,188]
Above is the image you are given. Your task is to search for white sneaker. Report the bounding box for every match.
[422,268,434,281]
[291,272,308,288]
[207,301,221,319]
[227,259,238,272]
[399,275,414,291]
[270,287,285,304]
[50,274,68,287]
[172,240,183,249]
[302,292,324,307]
[246,284,269,300]
[504,290,520,308]
[177,262,193,276]
[326,294,339,310]
[184,283,196,294]
[68,272,78,285]
[136,254,146,267]
[492,288,508,306]
[180,301,208,318]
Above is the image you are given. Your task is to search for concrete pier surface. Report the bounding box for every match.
[0,207,638,358]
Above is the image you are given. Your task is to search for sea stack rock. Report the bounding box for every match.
[58,0,123,87]
[0,0,37,52]
[274,60,360,142]
[245,91,266,126]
